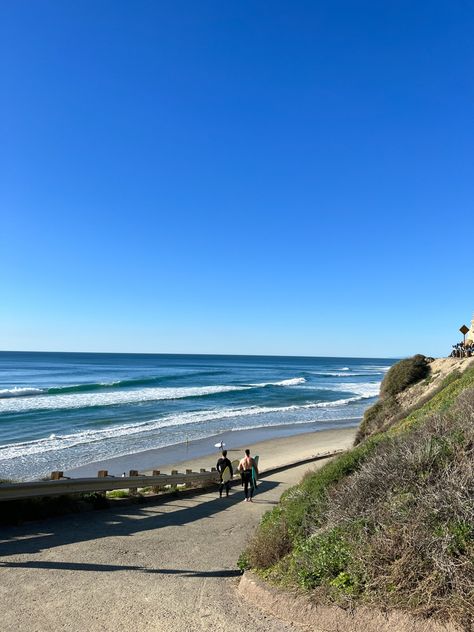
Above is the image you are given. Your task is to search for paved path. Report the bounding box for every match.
[0,462,319,632]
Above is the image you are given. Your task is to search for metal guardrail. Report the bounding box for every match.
[0,448,345,502]
[0,470,220,502]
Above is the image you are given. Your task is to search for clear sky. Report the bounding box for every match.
[1,1,473,358]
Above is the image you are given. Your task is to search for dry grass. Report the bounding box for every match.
[244,385,474,630]
[325,392,474,623]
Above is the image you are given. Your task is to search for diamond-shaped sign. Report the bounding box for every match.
[460,325,469,335]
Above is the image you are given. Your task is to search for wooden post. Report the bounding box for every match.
[51,471,63,480]
[171,469,178,475]
[97,470,108,478]
[200,468,207,473]
[152,470,161,493]
[186,469,192,475]
[129,470,139,495]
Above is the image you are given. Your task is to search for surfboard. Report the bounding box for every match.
[214,441,225,448]
[221,466,232,484]
[231,459,240,475]
[252,455,259,489]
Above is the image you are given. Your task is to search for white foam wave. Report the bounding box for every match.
[0,387,44,399]
[340,367,350,371]
[306,381,380,399]
[312,371,380,378]
[360,365,391,372]
[0,391,376,462]
[0,376,310,414]
[0,384,252,414]
[250,377,306,387]
[341,382,380,398]
[275,377,306,386]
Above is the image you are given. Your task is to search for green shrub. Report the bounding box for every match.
[245,435,383,572]
[439,369,462,389]
[245,507,291,569]
[355,396,399,444]
[292,527,354,590]
[380,354,429,398]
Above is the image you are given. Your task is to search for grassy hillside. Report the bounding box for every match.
[240,361,474,630]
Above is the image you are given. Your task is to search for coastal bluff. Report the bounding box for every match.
[356,355,474,443]
[240,355,474,632]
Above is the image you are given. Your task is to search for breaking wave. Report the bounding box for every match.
[0,377,309,413]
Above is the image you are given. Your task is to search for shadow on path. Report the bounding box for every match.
[0,479,280,559]
[0,559,241,578]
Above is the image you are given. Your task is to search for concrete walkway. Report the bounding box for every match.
[0,461,320,632]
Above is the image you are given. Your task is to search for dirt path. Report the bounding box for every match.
[0,462,320,632]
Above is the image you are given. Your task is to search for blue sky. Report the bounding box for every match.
[1,1,473,357]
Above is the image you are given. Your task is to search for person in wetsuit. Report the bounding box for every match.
[216,449,233,498]
[238,448,259,502]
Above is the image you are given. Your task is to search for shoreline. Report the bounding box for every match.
[65,419,359,478]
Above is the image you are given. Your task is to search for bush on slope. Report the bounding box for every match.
[380,354,430,398]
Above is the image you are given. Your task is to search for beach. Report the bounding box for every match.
[1,352,386,481]
[1,417,356,632]
[66,424,357,478]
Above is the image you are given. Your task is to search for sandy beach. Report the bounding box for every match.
[66,424,357,478]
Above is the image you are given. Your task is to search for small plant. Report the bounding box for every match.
[237,551,251,572]
[107,490,130,499]
[330,571,360,595]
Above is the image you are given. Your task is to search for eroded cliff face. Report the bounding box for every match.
[396,356,474,410]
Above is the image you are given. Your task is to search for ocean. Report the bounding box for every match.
[0,352,394,481]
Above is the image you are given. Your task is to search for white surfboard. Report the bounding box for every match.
[221,466,232,483]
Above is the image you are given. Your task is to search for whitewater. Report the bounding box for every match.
[0,352,394,480]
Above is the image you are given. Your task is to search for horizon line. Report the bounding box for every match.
[0,349,403,360]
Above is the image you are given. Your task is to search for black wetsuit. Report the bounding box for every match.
[216,456,233,497]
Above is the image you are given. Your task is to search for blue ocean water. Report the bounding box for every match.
[0,352,394,480]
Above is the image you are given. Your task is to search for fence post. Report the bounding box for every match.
[152,470,161,494]
[129,470,139,495]
[51,471,63,480]
[97,470,108,478]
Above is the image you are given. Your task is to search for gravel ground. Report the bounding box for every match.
[0,461,324,632]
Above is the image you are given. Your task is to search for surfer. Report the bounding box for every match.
[216,449,233,498]
[238,449,259,502]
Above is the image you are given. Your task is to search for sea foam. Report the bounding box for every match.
[0,387,44,398]
[0,394,374,462]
